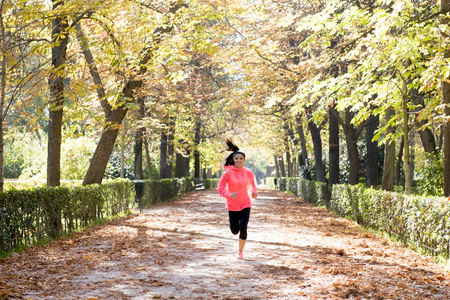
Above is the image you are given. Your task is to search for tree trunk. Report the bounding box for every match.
[47,0,69,187]
[194,120,201,178]
[308,121,325,182]
[194,151,201,178]
[274,155,280,177]
[442,0,450,196]
[382,107,396,191]
[159,129,168,179]
[365,112,379,187]
[120,116,126,178]
[395,137,404,187]
[417,124,436,157]
[295,115,308,165]
[279,155,286,177]
[292,157,298,176]
[82,82,138,185]
[75,23,106,104]
[346,132,360,185]
[135,129,143,180]
[0,2,6,191]
[166,120,175,179]
[134,98,145,180]
[144,136,152,180]
[286,150,293,177]
[331,107,363,185]
[411,132,415,182]
[410,88,437,156]
[175,147,190,178]
[329,106,340,185]
[402,83,412,194]
[286,121,297,176]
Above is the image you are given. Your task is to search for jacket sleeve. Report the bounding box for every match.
[250,171,257,194]
[217,173,231,198]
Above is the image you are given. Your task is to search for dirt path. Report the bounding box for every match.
[1,186,450,299]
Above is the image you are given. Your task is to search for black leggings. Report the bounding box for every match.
[228,207,251,240]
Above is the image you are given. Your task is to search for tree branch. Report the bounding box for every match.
[330,105,346,129]
[253,47,301,75]
[75,22,111,115]
[139,0,188,75]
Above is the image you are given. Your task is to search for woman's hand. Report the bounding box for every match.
[231,192,237,199]
[252,192,257,199]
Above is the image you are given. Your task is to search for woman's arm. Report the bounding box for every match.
[250,171,257,198]
[217,173,232,198]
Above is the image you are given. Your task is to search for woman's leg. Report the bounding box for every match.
[228,210,240,235]
[239,238,246,252]
[238,207,251,252]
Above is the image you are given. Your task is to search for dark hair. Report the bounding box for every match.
[224,139,246,166]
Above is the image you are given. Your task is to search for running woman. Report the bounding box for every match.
[217,139,258,259]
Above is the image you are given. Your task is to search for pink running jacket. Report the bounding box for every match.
[217,165,257,211]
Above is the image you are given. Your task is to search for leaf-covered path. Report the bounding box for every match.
[1,187,450,299]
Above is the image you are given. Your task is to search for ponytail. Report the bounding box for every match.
[224,139,246,166]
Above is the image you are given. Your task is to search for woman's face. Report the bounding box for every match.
[233,153,245,168]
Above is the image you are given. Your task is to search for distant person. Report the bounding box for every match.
[217,139,258,259]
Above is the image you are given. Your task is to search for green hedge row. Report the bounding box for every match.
[266,177,328,206]
[330,184,450,258]
[0,177,218,253]
[0,179,134,252]
[138,177,218,207]
[267,177,450,258]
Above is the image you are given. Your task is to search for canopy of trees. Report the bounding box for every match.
[1,0,449,196]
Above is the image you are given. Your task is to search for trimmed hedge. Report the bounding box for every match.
[266,177,328,206]
[140,179,181,206]
[0,179,133,252]
[330,184,450,258]
[267,177,450,258]
[0,177,218,253]
[138,177,218,207]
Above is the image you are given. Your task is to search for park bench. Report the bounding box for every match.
[191,181,205,190]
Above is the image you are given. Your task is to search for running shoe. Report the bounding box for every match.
[237,251,243,259]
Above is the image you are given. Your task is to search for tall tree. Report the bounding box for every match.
[295,115,308,167]
[283,121,294,177]
[366,111,379,187]
[82,1,187,185]
[410,89,437,156]
[278,155,286,177]
[144,136,153,180]
[441,0,450,196]
[382,107,396,191]
[274,155,280,178]
[331,107,365,185]
[166,119,175,178]
[47,0,70,187]
[401,74,412,194]
[329,105,340,185]
[308,119,325,182]
[134,97,145,180]
[193,119,201,178]
[0,0,6,191]
[175,144,190,178]
[159,129,168,179]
